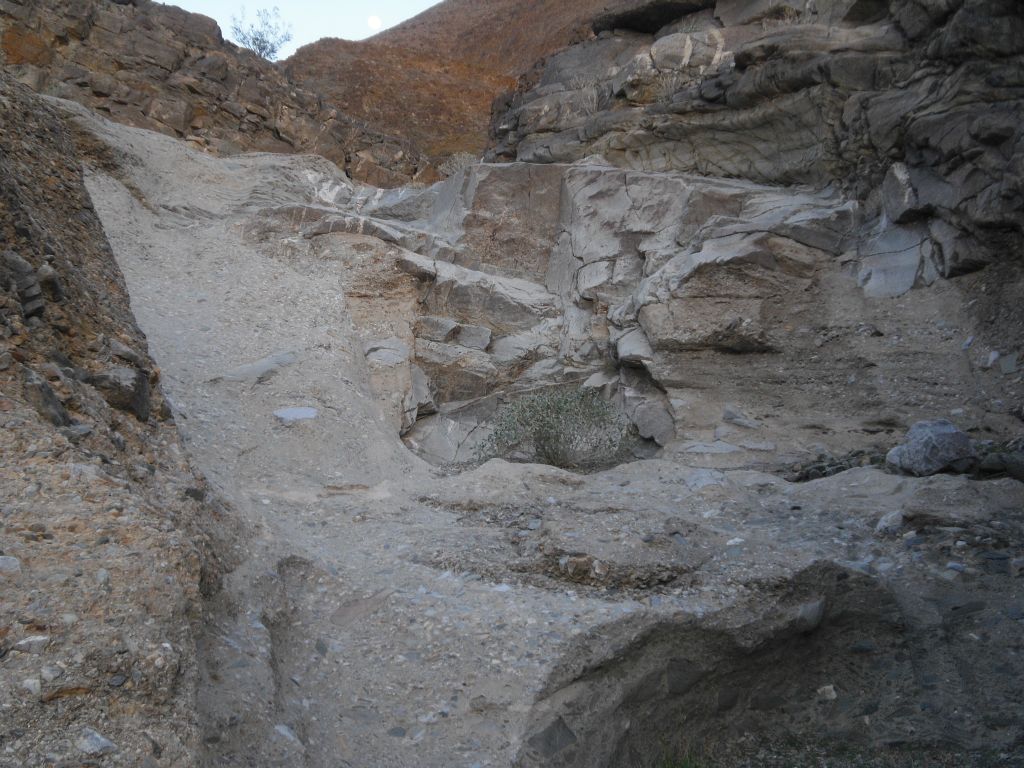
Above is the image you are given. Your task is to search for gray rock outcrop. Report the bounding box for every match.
[491,0,1024,284]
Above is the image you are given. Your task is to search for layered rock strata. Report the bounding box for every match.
[491,0,1024,283]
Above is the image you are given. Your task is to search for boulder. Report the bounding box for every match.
[886,420,975,477]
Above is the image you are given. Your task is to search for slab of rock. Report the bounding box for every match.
[87,367,151,421]
[218,351,298,383]
[886,420,975,477]
[364,338,410,367]
[76,728,116,756]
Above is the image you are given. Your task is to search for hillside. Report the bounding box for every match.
[284,0,613,157]
[0,0,433,186]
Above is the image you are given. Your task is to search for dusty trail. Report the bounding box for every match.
[63,100,1024,768]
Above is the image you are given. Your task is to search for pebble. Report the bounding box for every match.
[875,511,904,535]
[817,684,838,701]
[947,562,966,572]
[274,724,300,743]
[41,665,64,682]
[14,635,49,654]
[96,568,111,586]
[0,555,21,575]
[76,728,117,756]
[21,678,41,695]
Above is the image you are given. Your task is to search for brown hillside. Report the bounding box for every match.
[284,0,614,158]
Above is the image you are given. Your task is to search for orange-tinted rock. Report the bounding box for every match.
[1,28,53,66]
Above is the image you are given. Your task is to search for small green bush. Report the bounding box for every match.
[477,387,631,470]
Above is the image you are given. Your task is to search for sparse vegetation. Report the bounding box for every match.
[231,6,292,60]
[439,151,479,177]
[570,75,600,115]
[477,387,632,470]
[656,71,688,104]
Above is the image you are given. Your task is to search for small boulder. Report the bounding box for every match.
[886,420,974,476]
[21,368,71,426]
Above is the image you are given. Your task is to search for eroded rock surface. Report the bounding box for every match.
[54,84,1024,767]
[3,1,1024,766]
[492,0,1024,280]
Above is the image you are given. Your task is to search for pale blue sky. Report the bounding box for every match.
[160,1,439,58]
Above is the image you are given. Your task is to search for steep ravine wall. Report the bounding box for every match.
[0,73,218,767]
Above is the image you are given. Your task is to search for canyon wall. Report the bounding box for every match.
[0,0,433,186]
[0,71,216,767]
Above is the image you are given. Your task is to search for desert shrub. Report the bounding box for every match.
[477,387,632,470]
[657,71,688,104]
[231,6,292,60]
[439,152,479,177]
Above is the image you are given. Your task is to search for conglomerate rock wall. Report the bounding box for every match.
[0,71,217,767]
[0,0,434,187]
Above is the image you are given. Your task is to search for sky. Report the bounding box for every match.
[160,1,440,59]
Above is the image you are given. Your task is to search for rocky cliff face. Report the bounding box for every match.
[0,0,433,186]
[0,72,216,767]
[492,0,1024,275]
[284,0,613,158]
[67,91,1024,768]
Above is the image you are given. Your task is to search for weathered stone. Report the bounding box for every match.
[525,716,578,758]
[146,96,193,134]
[414,316,459,343]
[21,368,70,426]
[886,420,975,477]
[882,162,923,224]
[364,338,410,367]
[3,250,44,317]
[76,728,116,756]
[455,324,492,351]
